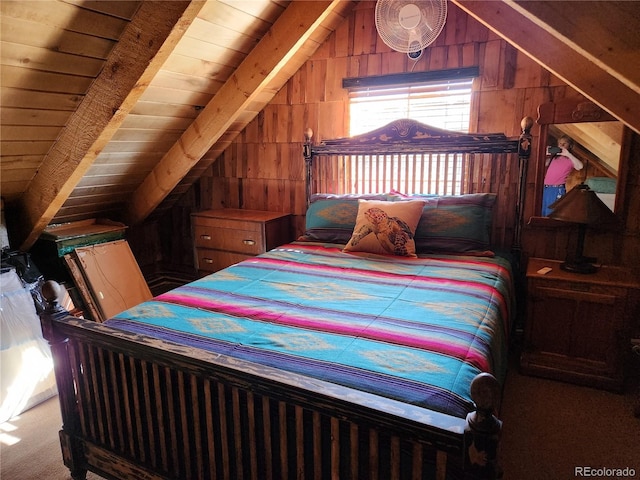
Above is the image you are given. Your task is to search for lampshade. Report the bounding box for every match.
[548,183,617,274]
[548,183,617,226]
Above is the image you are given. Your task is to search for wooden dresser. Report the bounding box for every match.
[521,257,640,391]
[191,209,291,275]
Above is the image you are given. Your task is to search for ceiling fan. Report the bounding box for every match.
[375,0,448,59]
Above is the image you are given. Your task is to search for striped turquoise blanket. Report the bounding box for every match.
[106,242,513,419]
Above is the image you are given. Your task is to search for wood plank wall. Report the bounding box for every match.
[198,3,540,233]
[136,1,640,278]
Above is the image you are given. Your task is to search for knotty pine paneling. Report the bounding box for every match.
[196,3,537,228]
[162,1,640,277]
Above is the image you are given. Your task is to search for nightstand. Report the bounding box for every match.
[191,209,291,275]
[521,258,640,392]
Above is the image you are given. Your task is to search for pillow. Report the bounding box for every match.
[299,193,389,244]
[343,199,426,257]
[585,177,616,194]
[404,193,497,254]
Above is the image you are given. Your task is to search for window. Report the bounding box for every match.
[339,69,476,194]
[348,77,474,136]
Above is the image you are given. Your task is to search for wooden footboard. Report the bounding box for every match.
[40,281,502,480]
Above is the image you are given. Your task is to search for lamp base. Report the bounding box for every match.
[560,261,597,274]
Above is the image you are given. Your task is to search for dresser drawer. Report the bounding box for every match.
[196,249,251,273]
[192,214,266,232]
[194,224,263,255]
[191,209,291,274]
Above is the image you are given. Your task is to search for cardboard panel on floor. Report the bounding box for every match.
[73,239,152,321]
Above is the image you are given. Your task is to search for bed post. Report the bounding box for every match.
[512,116,533,264]
[464,372,503,479]
[303,127,313,207]
[39,280,88,480]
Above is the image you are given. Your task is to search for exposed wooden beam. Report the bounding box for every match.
[451,0,640,135]
[125,1,344,226]
[15,0,205,251]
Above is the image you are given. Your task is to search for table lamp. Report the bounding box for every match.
[548,183,618,274]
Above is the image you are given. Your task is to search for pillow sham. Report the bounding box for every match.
[298,193,389,244]
[393,193,497,254]
[343,199,425,257]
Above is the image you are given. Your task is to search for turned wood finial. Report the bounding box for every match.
[468,372,501,434]
[470,372,499,410]
[518,116,533,160]
[304,127,313,142]
[464,373,503,477]
[303,127,313,161]
[521,116,534,133]
[42,280,64,313]
[39,280,68,342]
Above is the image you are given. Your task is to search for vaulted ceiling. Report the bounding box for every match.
[2,0,639,251]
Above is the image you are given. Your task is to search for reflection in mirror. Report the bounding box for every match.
[534,99,623,218]
[544,121,623,214]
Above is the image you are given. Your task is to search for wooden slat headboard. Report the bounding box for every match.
[303,118,532,254]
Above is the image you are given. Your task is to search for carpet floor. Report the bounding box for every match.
[499,360,640,478]
[1,359,639,479]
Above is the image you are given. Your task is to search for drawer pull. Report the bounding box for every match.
[203,258,214,264]
[243,239,256,246]
[200,234,212,240]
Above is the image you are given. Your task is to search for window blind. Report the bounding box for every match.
[349,78,473,136]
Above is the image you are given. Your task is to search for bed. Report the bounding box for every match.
[40,118,530,480]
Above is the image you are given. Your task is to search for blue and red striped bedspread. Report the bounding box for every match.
[106,242,514,419]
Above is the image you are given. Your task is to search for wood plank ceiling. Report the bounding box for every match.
[2,0,356,250]
[1,0,639,251]
[451,0,640,133]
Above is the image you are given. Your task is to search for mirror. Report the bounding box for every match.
[532,99,627,218]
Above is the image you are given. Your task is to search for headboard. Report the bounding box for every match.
[303,118,533,254]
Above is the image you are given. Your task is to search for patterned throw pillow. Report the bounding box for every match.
[402,193,497,254]
[343,199,426,257]
[299,193,389,244]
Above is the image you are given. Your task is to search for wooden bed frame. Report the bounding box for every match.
[304,117,532,256]
[40,119,532,480]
